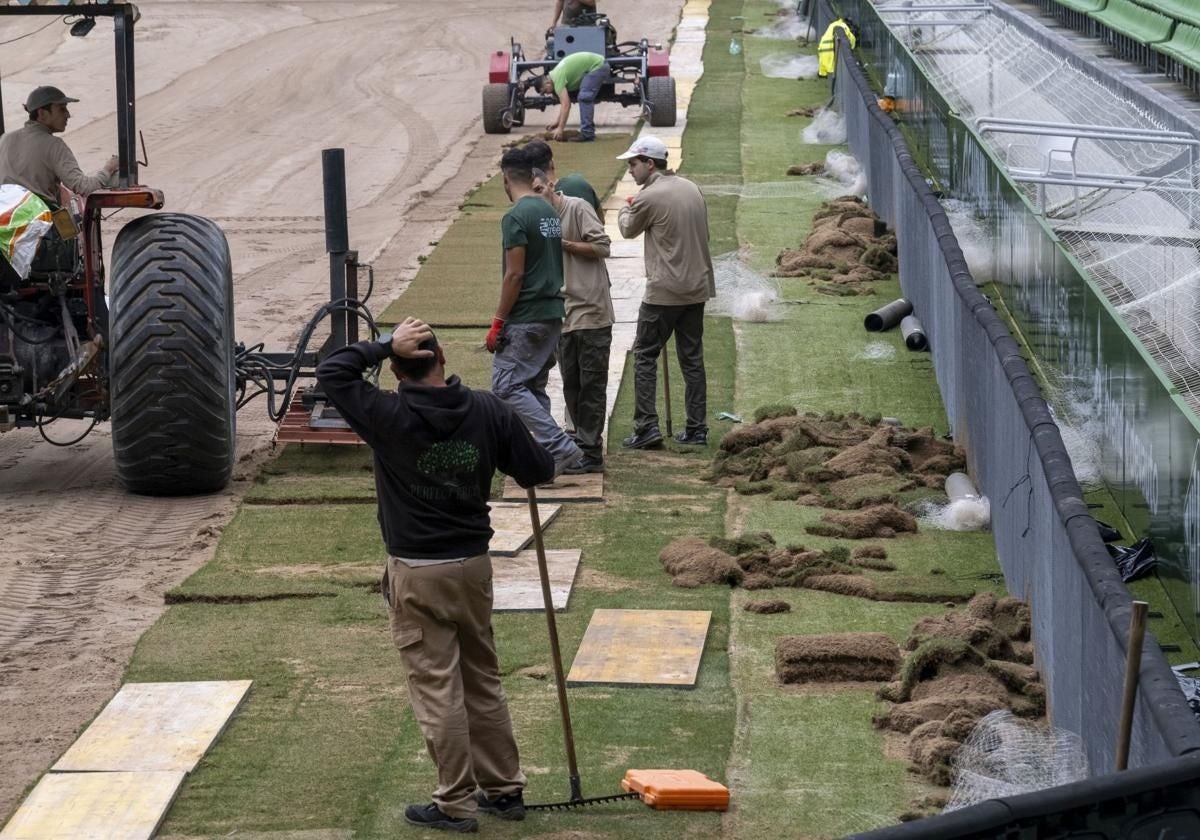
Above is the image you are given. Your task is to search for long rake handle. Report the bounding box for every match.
[527,487,584,801]
[661,350,673,439]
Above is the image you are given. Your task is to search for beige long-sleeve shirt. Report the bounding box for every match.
[559,193,614,333]
[0,122,111,203]
[617,169,714,306]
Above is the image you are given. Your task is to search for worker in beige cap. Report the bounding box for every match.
[0,85,118,204]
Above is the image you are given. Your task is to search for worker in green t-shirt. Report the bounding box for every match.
[539,51,608,142]
[485,146,583,475]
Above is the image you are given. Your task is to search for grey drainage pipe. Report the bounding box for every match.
[901,315,928,351]
[945,472,979,503]
[863,298,913,332]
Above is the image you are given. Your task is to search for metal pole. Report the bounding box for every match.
[527,487,583,802]
[114,6,137,186]
[661,348,673,439]
[1116,600,1149,771]
[323,149,349,352]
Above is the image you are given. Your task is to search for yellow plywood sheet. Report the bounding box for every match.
[488,502,561,556]
[502,472,603,502]
[52,681,252,773]
[0,771,184,840]
[493,549,581,612]
[567,609,711,687]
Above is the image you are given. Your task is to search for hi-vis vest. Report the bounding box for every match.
[818,19,857,78]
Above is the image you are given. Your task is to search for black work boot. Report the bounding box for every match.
[476,789,527,821]
[673,428,708,446]
[622,427,664,450]
[403,803,478,833]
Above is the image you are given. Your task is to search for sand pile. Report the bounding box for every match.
[873,594,1044,786]
[708,410,965,529]
[776,632,902,683]
[774,196,899,295]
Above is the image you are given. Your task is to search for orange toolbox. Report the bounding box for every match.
[621,769,730,811]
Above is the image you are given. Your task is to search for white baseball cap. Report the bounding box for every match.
[616,136,669,162]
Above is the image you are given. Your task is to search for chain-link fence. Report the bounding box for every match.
[814,1,1200,771]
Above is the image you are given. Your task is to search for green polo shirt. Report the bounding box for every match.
[556,173,601,214]
[501,195,565,323]
[548,52,606,94]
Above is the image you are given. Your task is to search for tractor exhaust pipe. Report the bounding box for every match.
[322,149,352,350]
[863,298,912,332]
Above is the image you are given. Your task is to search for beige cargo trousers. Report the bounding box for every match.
[384,553,526,818]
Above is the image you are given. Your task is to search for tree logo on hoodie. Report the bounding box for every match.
[416,440,480,494]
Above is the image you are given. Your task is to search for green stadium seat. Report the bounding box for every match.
[1057,0,1106,13]
[1089,0,1175,44]
[1155,22,1200,71]
[1135,0,1200,30]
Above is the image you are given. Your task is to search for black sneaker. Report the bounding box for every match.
[403,803,478,833]
[476,790,526,821]
[562,457,605,474]
[674,429,708,446]
[622,428,664,450]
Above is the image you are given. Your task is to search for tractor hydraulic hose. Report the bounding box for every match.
[863,298,912,332]
[900,314,927,351]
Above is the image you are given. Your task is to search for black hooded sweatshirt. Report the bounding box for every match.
[316,341,555,559]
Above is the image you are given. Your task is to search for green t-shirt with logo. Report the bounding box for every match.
[548,52,606,93]
[502,195,565,323]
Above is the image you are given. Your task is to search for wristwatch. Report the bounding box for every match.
[376,332,394,356]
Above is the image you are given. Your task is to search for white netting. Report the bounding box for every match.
[710,254,782,322]
[880,1,1200,413]
[760,52,820,78]
[759,10,812,40]
[803,108,847,144]
[940,198,994,283]
[821,149,867,196]
[946,710,1089,812]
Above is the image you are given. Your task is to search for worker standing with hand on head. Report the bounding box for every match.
[0,86,118,204]
[316,317,555,834]
[488,147,585,475]
[539,51,608,143]
[617,135,714,451]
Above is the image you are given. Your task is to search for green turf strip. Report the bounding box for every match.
[380,135,632,328]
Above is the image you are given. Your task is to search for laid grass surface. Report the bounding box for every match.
[381,134,633,327]
[133,284,738,838]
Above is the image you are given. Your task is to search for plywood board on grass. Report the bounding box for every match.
[488,502,561,556]
[0,771,184,840]
[52,681,252,773]
[502,473,604,502]
[567,609,711,687]
[493,549,581,612]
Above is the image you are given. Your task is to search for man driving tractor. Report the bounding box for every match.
[539,51,608,143]
[0,85,118,205]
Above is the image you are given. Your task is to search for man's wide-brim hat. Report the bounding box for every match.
[24,86,79,114]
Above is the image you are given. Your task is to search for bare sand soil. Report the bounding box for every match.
[0,0,682,819]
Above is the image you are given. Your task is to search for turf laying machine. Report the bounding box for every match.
[482,11,677,133]
[0,1,374,495]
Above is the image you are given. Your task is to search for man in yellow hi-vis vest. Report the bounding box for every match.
[818,18,857,78]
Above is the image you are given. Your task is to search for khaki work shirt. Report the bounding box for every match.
[0,121,111,203]
[558,193,614,333]
[617,169,715,306]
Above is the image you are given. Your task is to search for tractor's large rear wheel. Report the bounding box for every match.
[109,213,235,496]
[483,83,513,134]
[646,76,677,127]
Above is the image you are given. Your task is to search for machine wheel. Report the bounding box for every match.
[483,83,512,134]
[109,213,235,496]
[646,76,677,127]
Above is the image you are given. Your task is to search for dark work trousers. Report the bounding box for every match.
[558,326,612,462]
[632,302,707,436]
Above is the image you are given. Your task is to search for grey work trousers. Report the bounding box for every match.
[632,302,707,436]
[384,554,526,818]
[492,319,582,470]
[558,326,612,461]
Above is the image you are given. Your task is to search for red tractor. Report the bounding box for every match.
[483,13,676,134]
[0,2,236,496]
